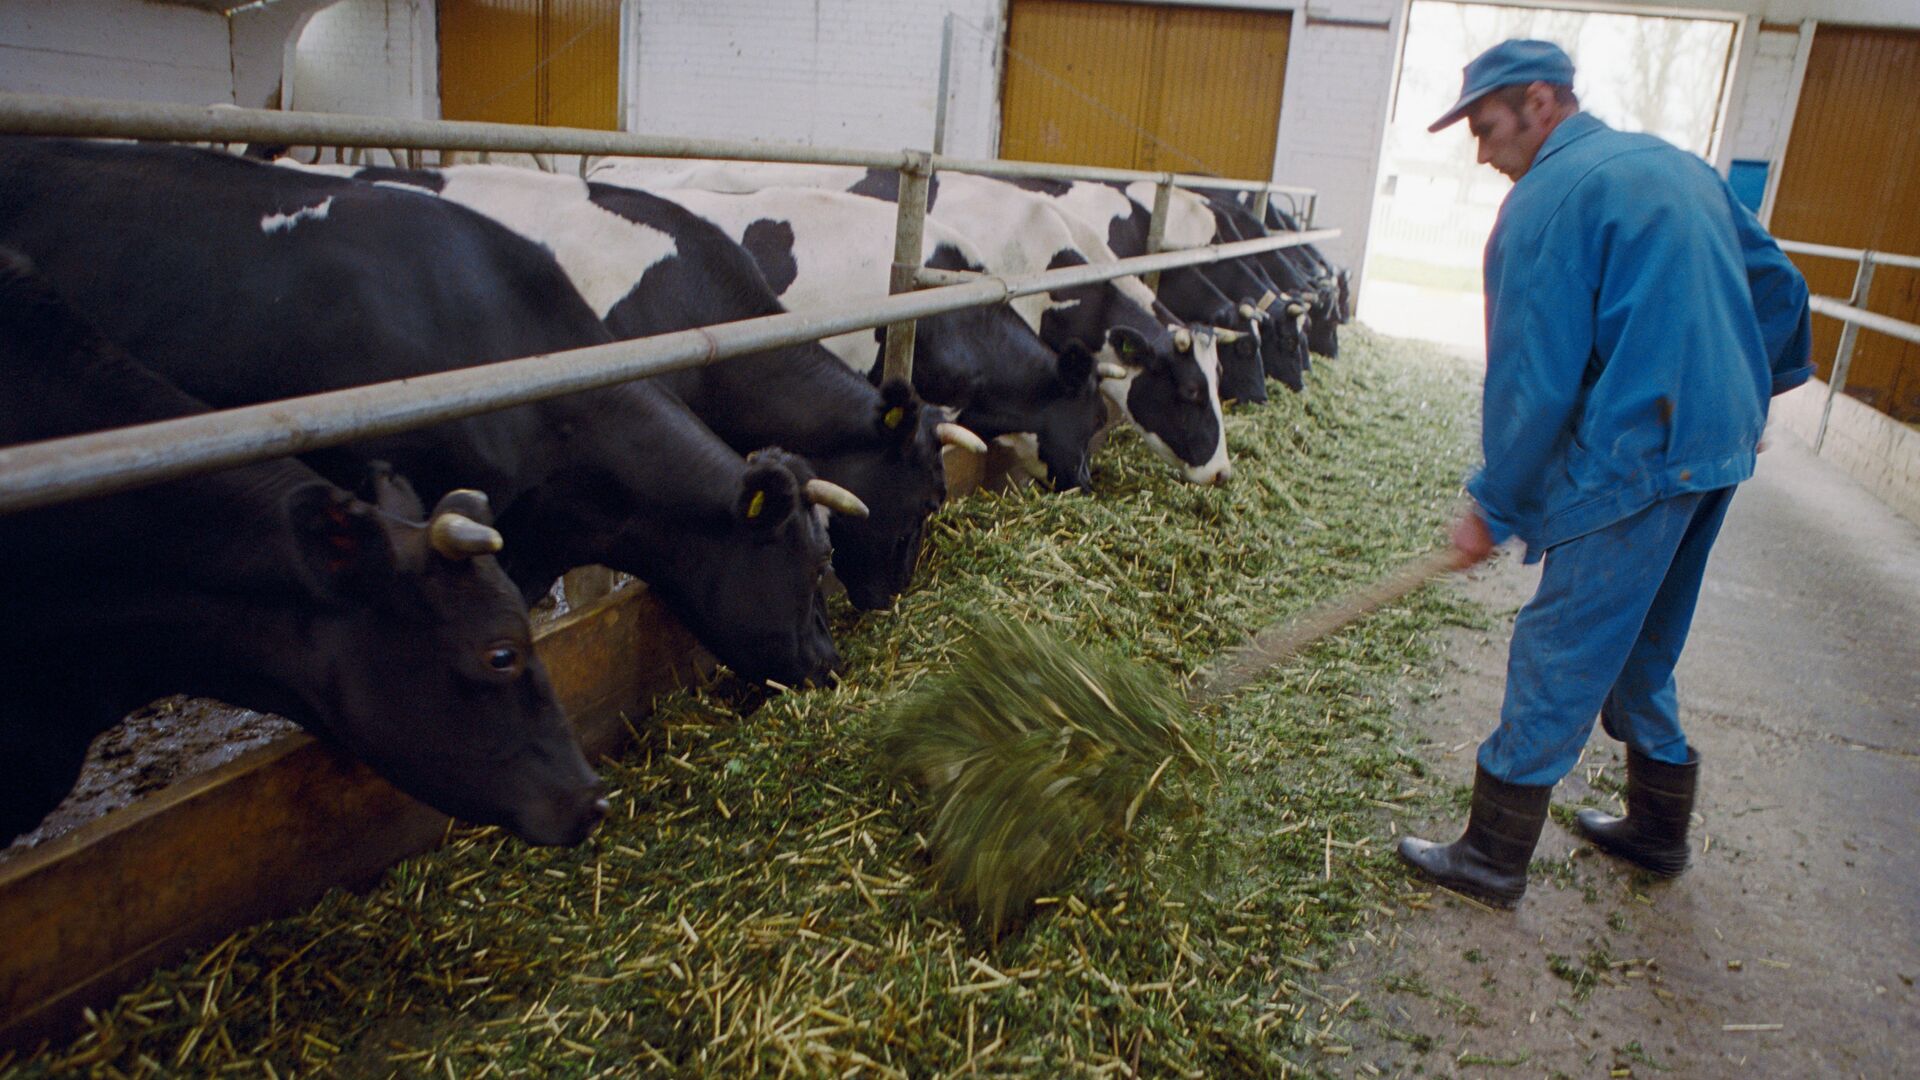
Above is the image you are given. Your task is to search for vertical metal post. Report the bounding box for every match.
[1304,192,1318,229]
[1814,251,1876,452]
[1142,178,1174,294]
[932,13,955,156]
[882,150,933,385]
[1251,187,1272,227]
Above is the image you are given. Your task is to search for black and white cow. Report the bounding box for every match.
[598,183,1109,492]
[1007,177,1310,394]
[285,162,978,610]
[592,162,1234,486]
[1211,193,1346,358]
[0,137,849,686]
[0,250,606,847]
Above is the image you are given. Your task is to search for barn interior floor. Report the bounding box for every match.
[1330,424,1920,1077]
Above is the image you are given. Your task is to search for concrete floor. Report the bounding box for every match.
[1333,428,1920,1077]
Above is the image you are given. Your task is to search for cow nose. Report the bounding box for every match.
[590,796,612,821]
[1212,465,1233,486]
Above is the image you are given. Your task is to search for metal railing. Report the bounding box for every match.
[0,92,1331,508]
[1779,240,1920,450]
[0,228,1337,514]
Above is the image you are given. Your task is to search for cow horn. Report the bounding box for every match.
[1172,326,1193,352]
[1256,289,1278,313]
[805,478,870,519]
[1214,327,1246,344]
[429,512,504,559]
[1097,361,1131,380]
[1287,301,1308,316]
[936,422,988,454]
[1238,302,1257,321]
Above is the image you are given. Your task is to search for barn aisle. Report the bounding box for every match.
[1338,422,1920,1076]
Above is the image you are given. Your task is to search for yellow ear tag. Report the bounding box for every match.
[746,490,766,519]
[884,406,906,429]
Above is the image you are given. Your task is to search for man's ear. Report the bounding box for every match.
[284,482,396,601]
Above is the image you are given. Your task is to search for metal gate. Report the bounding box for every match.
[999,0,1292,181]
[439,0,620,130]
[1771,24,1920,421]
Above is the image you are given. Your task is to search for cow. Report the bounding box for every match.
[590,182,1108,492]
[0,137,849,687]
[594,162,1233,486]
[1001,177,1310,394]
[0,250,607,847]
[280,161,980,609]
[1210,192,1347,358]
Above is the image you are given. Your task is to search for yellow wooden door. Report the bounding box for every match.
[1771,25,1920,421]
[1000,0,1291,181]
[439,0,619,130]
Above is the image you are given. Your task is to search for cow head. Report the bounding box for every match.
[815,379,972,610]
[1100,324,1231,486]
[1209,299,1269,406]
[282,480,606,847]
[638,447,845,687]
[1261,295,1312,393]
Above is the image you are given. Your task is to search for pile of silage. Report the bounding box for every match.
[3,328,1485,1079]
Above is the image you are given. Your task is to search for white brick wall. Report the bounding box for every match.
[290,0,438,120]
[1772,379,1920,527]
[630,0,1002,156]
[0,0,232,105]
[1270,2,1406,273]
[1726,27,1802,162]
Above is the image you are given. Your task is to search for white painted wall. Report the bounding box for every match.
[289,0,439,119]
[627,0,1003,156]
[0,0,233,105]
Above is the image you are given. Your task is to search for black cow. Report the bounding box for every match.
[322,163,978,607]
[0,137,844,686]
[0,250,605,846]
[1218,193,1348,358]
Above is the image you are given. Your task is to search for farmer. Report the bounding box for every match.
[1396,39,1814,907]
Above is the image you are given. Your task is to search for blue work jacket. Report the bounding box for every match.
[1471,112,1813,560]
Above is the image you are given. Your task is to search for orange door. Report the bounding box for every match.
[1771,25,1920,421]
[1000,0,1292,181]
[439,0,619,130]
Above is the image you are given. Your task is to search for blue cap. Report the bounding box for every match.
[1428,39,1575,133]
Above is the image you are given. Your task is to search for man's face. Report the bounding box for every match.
[1466,89,1552,182]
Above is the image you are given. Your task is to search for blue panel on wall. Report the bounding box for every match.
[1729,159,1769,212]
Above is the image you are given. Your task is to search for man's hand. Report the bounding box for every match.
[1449,508,1495,570]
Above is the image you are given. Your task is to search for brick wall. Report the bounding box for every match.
[1269,0,1404,275]
[1772,379,1920,526]
[629,0,1003,157]
[0,0,232,105]
[1726,26,1802,162]
[290,0,438,120]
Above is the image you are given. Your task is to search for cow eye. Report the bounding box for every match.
[483,643,525,677]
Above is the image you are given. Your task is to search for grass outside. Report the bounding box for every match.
[3,328,1484,1078]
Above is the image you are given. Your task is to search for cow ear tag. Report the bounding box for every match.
[883,406,906,429]
[1256,289,1278,313]
[746,490,766,520]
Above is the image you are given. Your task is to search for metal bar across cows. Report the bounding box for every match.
[0,229,1337,515]
[0,92,1317,207]
[1808,294,1920,347]
[1779,239,1920,272]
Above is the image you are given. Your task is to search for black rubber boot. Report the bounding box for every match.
[1574,746,1698,877]
[1397,766,1551,909]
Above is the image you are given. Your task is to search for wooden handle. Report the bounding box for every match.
[1191,548,1465,702]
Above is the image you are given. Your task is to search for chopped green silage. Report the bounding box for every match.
[3,328,1485,1078]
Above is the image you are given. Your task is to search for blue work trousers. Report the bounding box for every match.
[1479,486,1736,787]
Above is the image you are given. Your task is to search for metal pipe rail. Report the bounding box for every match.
[0,91,1316,206]
[0,229,1336,515]
[1777,238,1920,449]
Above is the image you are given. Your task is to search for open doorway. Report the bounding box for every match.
[1361,2,1739,355]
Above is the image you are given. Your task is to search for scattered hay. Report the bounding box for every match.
[1,328,1486,1078]
[875,615,1212,937]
